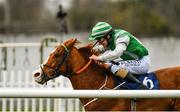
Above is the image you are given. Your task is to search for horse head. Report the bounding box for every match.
[33,38,80,84]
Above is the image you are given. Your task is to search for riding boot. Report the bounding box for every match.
[125,72,148,90]
[115,69,148,90]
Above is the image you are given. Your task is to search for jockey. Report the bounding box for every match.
[88,22,151,89]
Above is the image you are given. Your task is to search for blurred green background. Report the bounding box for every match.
[0,0,179,37]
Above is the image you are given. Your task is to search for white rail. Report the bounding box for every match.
[0,43,41,47]
[0,42,58,47]
[0,89,180,98]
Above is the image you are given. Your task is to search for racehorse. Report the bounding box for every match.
[33,38,180,111]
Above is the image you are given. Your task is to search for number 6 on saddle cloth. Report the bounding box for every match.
[114,72,159,90]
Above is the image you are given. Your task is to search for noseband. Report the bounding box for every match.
[40,43,74,81]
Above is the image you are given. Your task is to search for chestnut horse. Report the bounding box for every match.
[33,38,180,111]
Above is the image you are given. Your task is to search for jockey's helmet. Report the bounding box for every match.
[89,22,113,41]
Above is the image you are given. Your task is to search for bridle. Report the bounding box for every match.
[40,42,75,81]
[39,39,98,83]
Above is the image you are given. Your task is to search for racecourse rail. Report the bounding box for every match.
[0,89,180,98]
[0,42,57,47]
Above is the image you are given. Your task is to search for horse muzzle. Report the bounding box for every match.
[33,69,46,84]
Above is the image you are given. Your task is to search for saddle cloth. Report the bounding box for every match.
[114,72,159,90]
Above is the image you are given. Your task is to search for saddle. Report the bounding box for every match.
[97,62,159,90]
[113,72,159,90]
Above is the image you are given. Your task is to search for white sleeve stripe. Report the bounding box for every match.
[115,30,126,37]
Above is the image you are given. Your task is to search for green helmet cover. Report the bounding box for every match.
[89,22,112,41]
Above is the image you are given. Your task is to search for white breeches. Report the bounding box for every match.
[107,56,151,75]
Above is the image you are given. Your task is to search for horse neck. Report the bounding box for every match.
[68,47,114,90]
[68,47,118,109]
[68,47,87,72]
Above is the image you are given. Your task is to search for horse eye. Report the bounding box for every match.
[54,53,60,57]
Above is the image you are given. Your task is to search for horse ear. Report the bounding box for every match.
[72,38,77,43]
[63,38,81,48]
[64,38,76,46]
[71,38,81,46]
[74,39,81,45]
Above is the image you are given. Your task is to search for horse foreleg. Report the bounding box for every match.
[173,85,180,110]
[173,99,180,110]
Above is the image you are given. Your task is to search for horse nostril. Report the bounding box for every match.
[34,72,41,77]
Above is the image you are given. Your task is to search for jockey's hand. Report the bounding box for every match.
[89,54,100,61]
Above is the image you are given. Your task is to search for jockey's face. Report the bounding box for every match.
[98,36,109,48]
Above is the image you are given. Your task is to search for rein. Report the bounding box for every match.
[75,59,92,74]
